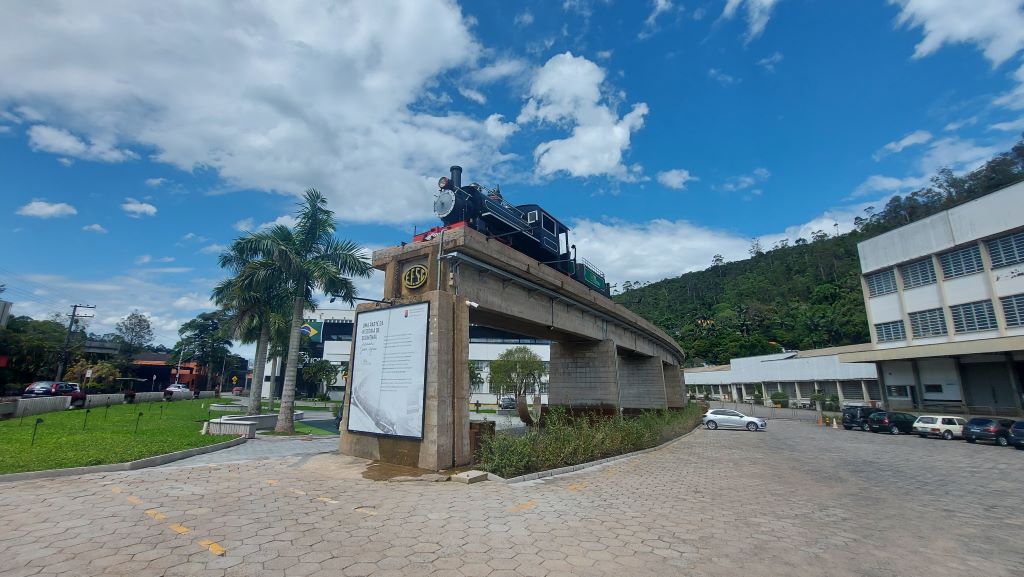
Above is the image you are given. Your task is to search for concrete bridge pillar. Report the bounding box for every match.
[548,339,619,410]
[618,355,667,411]
[664,363,686,409]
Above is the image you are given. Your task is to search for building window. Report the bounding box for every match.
[985,231,1024,268]
[899,258,936,289]
[886,385,909,398]
[950,300,998,333]
[908,308,947,338]
[939,245,983,279]
[866,269,897,297]
[924,384,943,394]
[874,320,906,342]
[1001,293,1024,327]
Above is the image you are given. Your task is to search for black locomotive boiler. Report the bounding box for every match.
[414,165,610,296]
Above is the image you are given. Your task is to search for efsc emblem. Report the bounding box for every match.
[402,264,429,289]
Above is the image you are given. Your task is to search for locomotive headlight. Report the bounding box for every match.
[438,176,449,189]
[433,189,456,218]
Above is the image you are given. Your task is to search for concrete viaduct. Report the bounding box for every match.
[339,226,687,470]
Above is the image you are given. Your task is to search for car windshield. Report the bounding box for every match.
[967,418,993,426]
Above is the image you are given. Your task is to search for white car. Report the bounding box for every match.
[912,415,967,440]
[702,409,766,431]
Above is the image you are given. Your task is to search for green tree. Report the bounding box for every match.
[229,189,372,433]
[173,311,232,390]
[302,359,339,397]
[488,346,546,402]
[213,246,291,416]
[115,310,154,368]
[468,361,485,393]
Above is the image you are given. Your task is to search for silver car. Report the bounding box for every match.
[702,409,766,431]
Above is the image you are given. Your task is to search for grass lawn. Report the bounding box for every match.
[0,399,235,475]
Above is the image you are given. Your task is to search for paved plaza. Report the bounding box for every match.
[2,420,1022,577]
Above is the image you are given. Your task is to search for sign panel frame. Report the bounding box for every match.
[346,302,430,440]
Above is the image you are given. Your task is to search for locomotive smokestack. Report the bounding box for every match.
[450,165,462,189]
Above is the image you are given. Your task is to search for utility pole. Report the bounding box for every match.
[55,304,95,381]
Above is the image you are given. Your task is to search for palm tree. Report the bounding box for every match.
[212,250,291,417]
[230,189,372,433]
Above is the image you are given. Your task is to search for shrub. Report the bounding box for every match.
[770,391,789,408]
[477,404,704,478]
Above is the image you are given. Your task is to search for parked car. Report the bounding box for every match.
[963,417,1015,446]
[231,386,244,395]
[163,383,194,399]
[841,406,884,431]
[912,415,967,440]
[868,411,916,434]
[498,396,517,410]
[1009,421,1024,450]
[702,409,766,431]
[22,381,87,408]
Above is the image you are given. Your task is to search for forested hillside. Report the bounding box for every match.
[616,137,1024,366]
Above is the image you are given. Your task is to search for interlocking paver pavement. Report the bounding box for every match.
[2,420,1022,577]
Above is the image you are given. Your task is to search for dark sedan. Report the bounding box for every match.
[868,411,916,434]
[1009,421,1024,450]
[22,381,87,408]
[963,417,1015,446]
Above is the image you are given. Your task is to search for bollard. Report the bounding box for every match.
[83,409,91,431]
[160,405,164,419]
[105,404,111,420]
[135,412,144,435]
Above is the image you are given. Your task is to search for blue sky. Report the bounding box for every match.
[2,0,1024,349]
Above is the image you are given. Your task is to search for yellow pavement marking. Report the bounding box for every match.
[198,539,226,556]
[126,496,143,505]
[168,524,190,535]
[316,496,339,504]
[110,487,123,494]
[289,488,307,496]
[508,499,537,513]
[145,509,166,521]
[354,506,377,516]
[567,482,588,492]
[266,480,278,486]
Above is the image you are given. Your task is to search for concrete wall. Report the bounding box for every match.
[197,391,216,399]
[15,396,71,417]
[617,355,666,410]
[664,363,686,408]
[134,392,164,403]
[85,394,124,408]
[548,339,619,408]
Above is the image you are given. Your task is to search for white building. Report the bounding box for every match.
[838,180,1024,416]
[684,345,879,407]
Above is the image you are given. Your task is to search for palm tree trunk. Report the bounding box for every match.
[275,295,305,433]
[246,323,270,416]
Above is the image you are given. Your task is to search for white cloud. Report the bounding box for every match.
[199,243,227,255]
[0,125,10,134]
[873,129,933,160]
[145,177,167,187]
[708,68,739,86]
[143,267,194,274]
[656,169,698,190]
[180,232,208,243]
[483,114,518,140]
[82,223,108,233]
[233,218,255,232]
[0,2,522,224]
[27,125,136,163]
[596,50,613,60]
[458,87,487,105]
[156,256,175,263]
[994,63,1024,110]
[989,117,1024,131]
[721,0,781,43]
[16,200,77,218]
[173,293,214,310]
[890,0,1024,66]
[518,52,648,180]
[721,168,770,191]
[56,157,73,167]
[473,58,529,84]
[854,136,1002,197]
[853,174,929,197]
[757,51,783,72]
[121,197,157,217]
[640,0,675,39]
[135,255,152,265]
[514,10,534,26]
[944,116,978,131]
[258,214,298,231]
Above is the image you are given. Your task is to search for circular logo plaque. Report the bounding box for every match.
[402,264,429,289]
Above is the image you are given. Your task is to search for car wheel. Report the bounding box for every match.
[942,430,954,441]
[1015,444,1024,451]
[966,437,976,443]
[889,425,900,435]
[996,436,1009,447]
[706,420,718,430]
[746,422,758,432]
[861,423,871,432]
[843,426,852,430]
[918,433,928,438]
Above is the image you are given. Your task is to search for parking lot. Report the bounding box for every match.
[1,419,1021,577]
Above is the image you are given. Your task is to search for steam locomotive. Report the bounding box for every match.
[414,166,610,297]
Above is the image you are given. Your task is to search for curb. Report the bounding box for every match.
[0,436,248,484]
[496,423,704,484]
